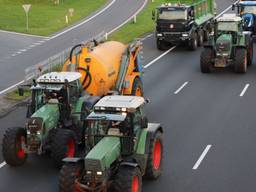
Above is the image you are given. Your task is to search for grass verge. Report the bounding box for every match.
[109,0,166,43]
[0,0,106,36]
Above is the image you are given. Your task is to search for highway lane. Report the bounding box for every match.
[0,0,147,91]
[1,0,255,191]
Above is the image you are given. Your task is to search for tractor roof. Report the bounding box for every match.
[94,96,145,111]
[239,1,256,6]
[37,72,81,84]
[217,14,242,22]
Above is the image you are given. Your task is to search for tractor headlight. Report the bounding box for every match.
[86,171,92,175]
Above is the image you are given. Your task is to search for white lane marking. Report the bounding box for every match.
[0,162,6,169]
[240,83,250,97]
[19,49,27,52]
[0,29,48,39]
[174,81,189,95]
[12,54,17,57]
[144,46,176,69]
[16,51,22,54]
[193,145,212,170]
[50,0,116,39]
[108,0,148,34]
[0,80,25,95]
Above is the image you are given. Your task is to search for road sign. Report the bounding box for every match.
[22,4,31,31]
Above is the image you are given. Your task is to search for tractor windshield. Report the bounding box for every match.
[241,5,256,14]
[158,8,187,20]
[218,21,238,32]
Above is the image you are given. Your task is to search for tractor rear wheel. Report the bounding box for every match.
[200,48,214,73]
[156,39,168,51]
[114,166,142,192]
[247,40,253,66]
[189,32,198,50]
[145,131,163,180]
[2,127,27,166]
[59,163,83,192]
[51,129,78,167]
[234,48,247,73]
[131,77,143,96]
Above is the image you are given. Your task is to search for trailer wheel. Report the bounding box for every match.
[198,30,204,47]
[200,48,214,73]
[145,131,163,180]
[114,166,142,192]
[247,40,253,66]
[51,129,78,167]
[59,163,83,192]
[189,32,198,50]
[234,48,247,73]
[2,127,27,166]
[156,39,168,50]
[131,77,143,96]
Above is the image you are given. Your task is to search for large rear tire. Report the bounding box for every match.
[145,131,163,180]
[131,77,144,96]
[200,48,214,73]
[59,163,83,192]
[234,48,247,73]
[2,127,27,166]
[247,40,253,66]
[114,166,142,192]
[51,129,78,167]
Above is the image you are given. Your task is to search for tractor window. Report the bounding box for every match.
[241,5,256,14]
[218,22,238,32]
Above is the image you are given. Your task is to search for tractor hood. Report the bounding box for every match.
[242,13,254,29]
[216,34,232,55]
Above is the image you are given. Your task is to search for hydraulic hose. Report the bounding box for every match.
[77,67,92,90]
[69,44,83,62]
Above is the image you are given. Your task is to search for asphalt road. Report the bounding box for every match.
[1,0,255,192]
[0,0,146,91]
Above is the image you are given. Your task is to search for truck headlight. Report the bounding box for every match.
[182,34,189,37]
[96,171,103,176]
[157,33,163,37]
[86,171,92,175]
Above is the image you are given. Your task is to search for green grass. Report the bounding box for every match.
[109,0,166,43]
[0,0,106,36]
[6,88,30,101]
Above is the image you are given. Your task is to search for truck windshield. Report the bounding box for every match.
[241,5,256,14]
[218,22,238,32]
[158,9,187,20]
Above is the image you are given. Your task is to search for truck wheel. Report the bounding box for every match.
[198,30,204,47]
[2,127,27,166]
[234,48,247,73]
[200,48,214,73]
[189,32,198,50]
[114,166,142,192]
[51,129,78,167]
[59,163,83,192]
[204,30,209,42]
[131,77,143,96]
[145,131,163,180]
[247,40,253,66]
[156,39,168,50]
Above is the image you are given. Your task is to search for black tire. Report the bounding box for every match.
[156,39,168,50]
[247,40,253,66]
[189,32,198,50]
[2,127,27,166]
[51,129,78,167]
[200,48,214,73]
[131,77,144,96]
[198,30,204,47]
[59,163,83,192]
[145,131,163,180]
[204,29,210,42]
[114,166,142,192]
[234,48,247,73]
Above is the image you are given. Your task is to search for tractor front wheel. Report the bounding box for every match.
[200,48,214,73]
[2,127,27,166]
[51,129,78,167]
[234,48,247,73]
[131,77,143,96]
[145,131,163,180]
[114,166,142,192]
[59,163,83,192]
[156,39,168,50]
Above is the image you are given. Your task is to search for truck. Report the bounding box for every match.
[2,40,144,167]
[152,0,216,50]
[59,95,163,192]
[232,1,256,34]
[200,14,253,73]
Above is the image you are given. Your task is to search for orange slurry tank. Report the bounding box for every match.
[63,40,143,97]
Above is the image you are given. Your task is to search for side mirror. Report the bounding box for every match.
[232,4,235,11]
[152,10,156,20]
[18,87,24,96]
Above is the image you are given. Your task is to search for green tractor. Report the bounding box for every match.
[59,95,163,192]
[200,14,253,73]
[2,72,101,167]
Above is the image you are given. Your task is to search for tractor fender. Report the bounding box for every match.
[62,157,83,163]
[145,123,163,154]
